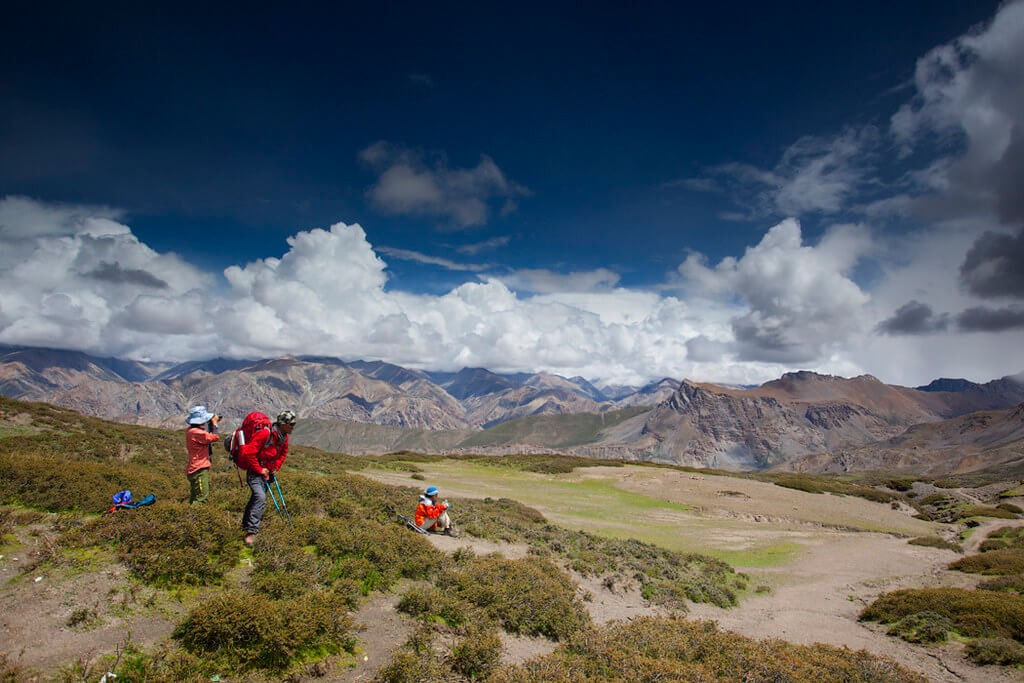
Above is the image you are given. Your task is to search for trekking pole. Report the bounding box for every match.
[272,477,293,526]
[263,477,292,527]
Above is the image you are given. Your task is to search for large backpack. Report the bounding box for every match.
[224,411,273,466]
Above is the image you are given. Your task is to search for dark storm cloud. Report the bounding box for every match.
[877,300,950,335]
[956,305,1024,332]
[960,227,1024,299]
[86,261,168,289]
[731,318,819,364]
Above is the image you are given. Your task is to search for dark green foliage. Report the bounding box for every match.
[965,637,1024,666]
[459,453,624,474]
[64,502,240,586]
[0,452,175,513]
[985,525,1024,549]
[489,616,927,682]
[956,505,1018,520]
[978,575,1024,594]
[373,625,448,683]
[303,516,442,587]
[917,493,952,506]
[397,586,473,627]
[448,623,502,680]
[860,587,1024,641]
[997,502,1023,514]
[173,590,357,671]
[908,536,962,552]
[950,548,1024,575]
[436,555,590,640]
[885,611,954,643]
[768,474,899,504]
[886,478,915,492]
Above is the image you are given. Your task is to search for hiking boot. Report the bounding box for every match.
[443,528,460,538]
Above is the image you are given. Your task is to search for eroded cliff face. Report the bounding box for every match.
[621,379,951,470]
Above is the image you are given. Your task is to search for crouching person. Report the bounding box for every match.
[415,486,456,535]
[238,410,296,546]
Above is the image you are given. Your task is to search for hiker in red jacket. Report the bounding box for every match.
[415,485,456,535]
[185,406,221,504]
[239,410,296,546]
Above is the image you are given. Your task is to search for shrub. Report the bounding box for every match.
[448,623,502,680]
[965,637,1024,666]
[397,587,473,627]
[0,452,175,513]
[908,536,962,552]
[304,516,442,587]
[886,478,915,492]
[173,590,356,671]
[64,502,240,586]
[985,526,1024,549]
[437,556,590,640]
[950,549,1024,576]
[885,611,954,643]
[861,587,1024,641]
[996,502,1023,514]
[978,576,1024,594]
[373,625,448,683]
[956,505,1018,520]
[488,616,927,682]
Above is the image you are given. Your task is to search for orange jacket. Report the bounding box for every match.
[185,426,219,475]
[414,497,448,527]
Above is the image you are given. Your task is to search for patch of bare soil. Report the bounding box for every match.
[0,527,181,679]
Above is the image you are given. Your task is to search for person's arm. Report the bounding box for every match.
[266,435,289,473]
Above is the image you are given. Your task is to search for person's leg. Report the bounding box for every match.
[187,472,200,504]
[188,468,210,504]
[242,472,266,542]
[437,511,452,530]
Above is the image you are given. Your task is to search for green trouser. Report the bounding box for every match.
[187,467,210,504]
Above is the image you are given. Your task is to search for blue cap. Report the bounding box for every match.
[425,486,439,496]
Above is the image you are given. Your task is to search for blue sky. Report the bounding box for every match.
[1,1,1022,386]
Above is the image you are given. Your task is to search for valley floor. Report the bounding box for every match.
[359,463,1024,683]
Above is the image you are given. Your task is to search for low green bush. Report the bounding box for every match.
[397,586,473,627]
[978,575,1024,594]
[885,610,954,643]
[860,587,1024,641]
[489,616,926,682]
[64,502,240,586]
[448,623,503,680]
[0,452,175,513]
[437,555,589,640]
[965,637,1024,666]
[956,505,1018,520]
[908,536,962,552]
[950,549,1024,576]
[173,590,356,671]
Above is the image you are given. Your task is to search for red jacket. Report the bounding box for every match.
[237,425,289,474]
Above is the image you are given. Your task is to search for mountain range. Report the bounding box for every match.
[1,344,1022,476]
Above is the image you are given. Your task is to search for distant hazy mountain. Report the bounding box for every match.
[2,345,1022,475]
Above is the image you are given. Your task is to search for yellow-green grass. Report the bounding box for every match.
[356,459,933,568]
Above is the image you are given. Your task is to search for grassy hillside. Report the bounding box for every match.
[0,397,946,681]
